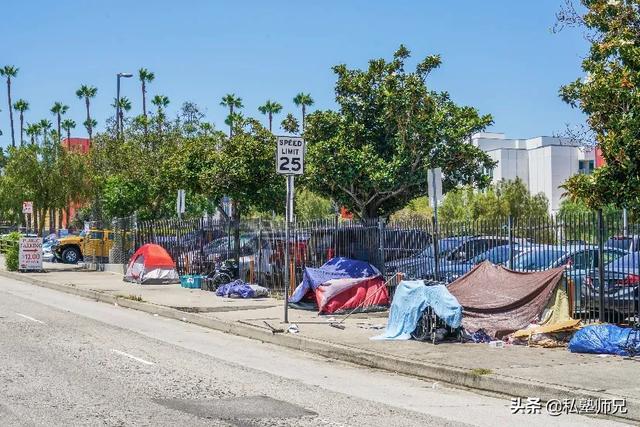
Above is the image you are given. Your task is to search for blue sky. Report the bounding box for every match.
[0,1,587,147]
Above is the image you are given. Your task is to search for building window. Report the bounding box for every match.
[578,160,594,174]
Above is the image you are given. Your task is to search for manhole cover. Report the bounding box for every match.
[153,396,316,420]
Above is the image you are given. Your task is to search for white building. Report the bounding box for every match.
[471,132,596,213]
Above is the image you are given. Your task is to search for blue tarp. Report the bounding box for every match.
[568,324,640,356]
[372,280,462,340]
[289,257,380,303]
[216,280,268,299]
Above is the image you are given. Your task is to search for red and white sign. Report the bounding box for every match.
[19,237,43,271]
[22,201,33,215]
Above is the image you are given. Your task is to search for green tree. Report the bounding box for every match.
[281,113,300,134]
[220,93,243,137]
[295,188,334,221]
[75,85,98,142]
[557,1,640,211]
[38,119,52,145]
[138,68,155,134]
[25,122,40,145]
[304,46,495,219]
[12,99,28,145]
[0,65,19,146]
[437,178,549,223]
[61,118,76,145]
[151,95,170,134]
[50,102,69,144]
[293,92,313,131]
[258,100,283,132]
[112,96,132,133]
[389,196,433,222]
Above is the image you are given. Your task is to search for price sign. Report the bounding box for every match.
[19,237,43,271]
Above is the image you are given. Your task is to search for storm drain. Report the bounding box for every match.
[153,396,316,420]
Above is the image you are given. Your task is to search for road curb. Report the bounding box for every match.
[2,269,638,423]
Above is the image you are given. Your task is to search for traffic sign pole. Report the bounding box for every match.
[276,136,305,324]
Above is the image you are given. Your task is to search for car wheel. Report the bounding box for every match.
[61,247,81,264]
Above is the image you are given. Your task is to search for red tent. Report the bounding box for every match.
[124,244,179,284]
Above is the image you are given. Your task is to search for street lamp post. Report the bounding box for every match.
[116,72,133,137]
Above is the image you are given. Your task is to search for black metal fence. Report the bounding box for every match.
[132,211,639,325]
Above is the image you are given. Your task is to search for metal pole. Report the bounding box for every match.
[284,175,294,323]
[431,169,440,281]
[597,209,606,323]
[623,208,628,237]
[116,75,121,138]
[507,215,514,269]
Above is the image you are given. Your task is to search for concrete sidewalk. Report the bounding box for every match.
[2,260,640,423]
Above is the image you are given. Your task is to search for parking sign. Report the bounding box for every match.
[276,136,305,175]
[22,201,33,214]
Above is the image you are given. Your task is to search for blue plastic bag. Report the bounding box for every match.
[568,325,640,356]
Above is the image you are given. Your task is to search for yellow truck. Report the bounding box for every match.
[52,230,116,263]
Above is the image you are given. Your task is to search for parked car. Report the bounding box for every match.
[582,252,640,320]
[52,229,117,263]
[605,235,640,252]
[386,235,524,280]
[513,245,628,308]
[438,244,525,283]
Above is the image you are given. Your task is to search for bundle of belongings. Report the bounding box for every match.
[447,261,581,347]
[372,280,462,341]
[288,257,389,314]
[216,280,269,299]
[568,324,640,356]
[374,261,581,347]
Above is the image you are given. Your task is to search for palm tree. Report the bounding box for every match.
[50,102,69,144]
[138,68,155,133]
[75,85,97,142]
[13,99,29,145]
[25,123,41,145]
[258,100,283,132]
[0,66,19,146]
[151,94,170,134]
[220,93,243,137]
[39,119,52,145]
[293,92,314,131]
[61,118,76,148]
[112,96,132,133]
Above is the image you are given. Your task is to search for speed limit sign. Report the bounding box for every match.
[276,136,305,175]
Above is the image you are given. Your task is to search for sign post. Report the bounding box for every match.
[176,189,186,219]
[22,201,33,234]
[276,136,305,323]
[427,168,442,280]
[19,236,43,272]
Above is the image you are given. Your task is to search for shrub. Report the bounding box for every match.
[4,231,22,272]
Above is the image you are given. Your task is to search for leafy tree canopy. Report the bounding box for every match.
[303,45,495,219]
[559,0,640,210]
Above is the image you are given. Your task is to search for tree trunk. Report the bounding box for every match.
[57,113,61,144]
[19,112,24,146]
[268,113,272,132]
[142,81,148,136]
[302,105,306,132]
[39,208,46,237]
[85,98,92,143]
[7,78,15,147]
[32,206,38,234]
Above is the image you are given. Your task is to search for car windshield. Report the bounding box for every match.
[604,252,640,271]
[471,245,515,264]
[513,248,566,270]
[419,237,466,258]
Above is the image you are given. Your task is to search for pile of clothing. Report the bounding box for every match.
[216,280,269,299]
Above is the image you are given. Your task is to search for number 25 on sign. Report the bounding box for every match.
[276,136,305,175]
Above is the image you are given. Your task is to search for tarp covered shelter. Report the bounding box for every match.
[447,261,565,338]
[289,257,389,314]
[124,244,179,284]
[372,280,462,340]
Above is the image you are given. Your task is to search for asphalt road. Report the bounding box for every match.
[0,277,626,427]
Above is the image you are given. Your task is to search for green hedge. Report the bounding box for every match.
[2,232,21,271]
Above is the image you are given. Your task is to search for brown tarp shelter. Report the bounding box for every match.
[447,261,565,338]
